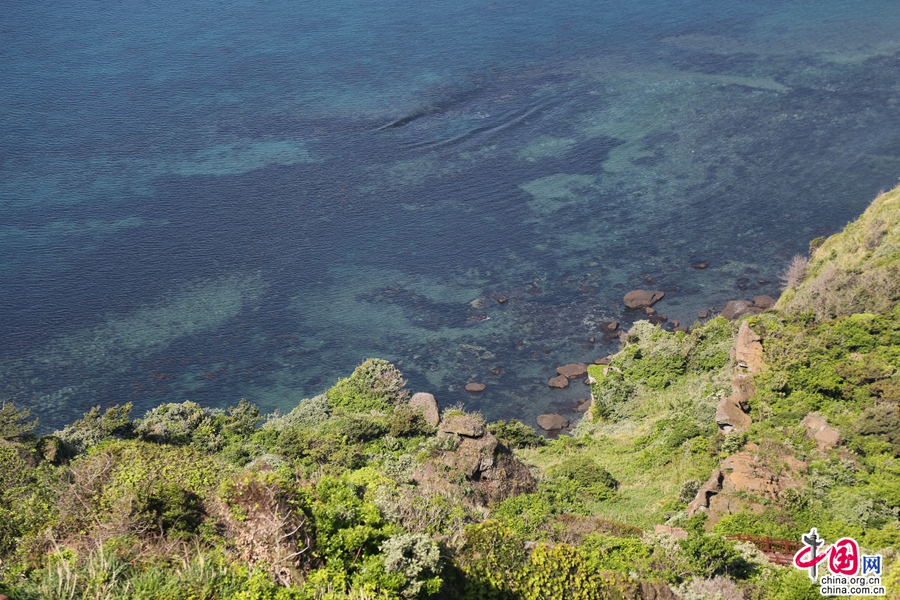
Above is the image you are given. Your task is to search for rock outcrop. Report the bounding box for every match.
[689,445,806,520]
[802,413,841,449]
[439,415,485,438]
[409,392,441,427]
[716,322,763,433]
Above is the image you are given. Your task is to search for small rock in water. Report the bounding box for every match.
[574,398,593,413]
[465,382,486,392]
[649,314,667,325]
[588,337,595,343]
[692,262,708,269]
[548,375,569,389]
[490,367,502,376]
[557,363,588,378]
[644,307,656,315]
[758,279,769,285]
[623,289,665,309]
[698,310,708,319]
[469,297,487,309]
[594,356,612,365]
[537,413,570,431]
[675,325,689,333]
[670,320,679,328]
[494,295,508,304]
[600,321,618,332]
[736,284,748,291]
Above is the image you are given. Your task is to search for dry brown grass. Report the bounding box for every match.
[778,254,809,291]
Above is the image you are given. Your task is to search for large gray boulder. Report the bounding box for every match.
[439,415,485,438]
[716,396,752,433]
[409,392,440,427]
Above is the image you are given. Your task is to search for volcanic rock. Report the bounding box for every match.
[536,413,570,431]
[409,392,440,427]
[624,290,665,309]
[716,396,752,433]
[720,300,754,320]
[439,415,485,438]
[752,295,776,309]
[465,382,486,392]
[557,363,588,379]
[548,375,569,389]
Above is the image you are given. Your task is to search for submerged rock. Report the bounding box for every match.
[465,382,486,392]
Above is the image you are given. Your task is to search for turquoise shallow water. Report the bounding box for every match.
[3,0,900,431]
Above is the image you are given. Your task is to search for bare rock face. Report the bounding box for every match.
[548,375,569,389]
[536,413,570,431]
[732,321,764,374]
[409,392,440,427]
[557,363,588,378]
[465,382,486,392]
[443,432,499,477]
[802,413,841,449]
[716,397,752,433]
[753,295,777,309]
[439,415,485,438]
[623,290,665,309]
[720,300,754,320]
[731,374,756,408]
[687,469,724,515]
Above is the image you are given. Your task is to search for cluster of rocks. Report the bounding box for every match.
[686,442,808,521]
[713,295,776,321]
[547,362,588,389]
[407,392,535,501]
[715,321,763,433]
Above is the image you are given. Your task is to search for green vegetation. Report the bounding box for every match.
[4,187,900,598]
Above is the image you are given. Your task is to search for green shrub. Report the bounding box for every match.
[487,420,546,449]
[0,401,38,441]
[55,403,134,454]
[135,401,222,450]
[380,533,442,598]
[387,404,433,438]
[547,456,618,498]
[326,359,411,412]
[263,394,332,432]
[456,520,527,599]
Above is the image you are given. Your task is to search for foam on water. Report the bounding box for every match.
[2,0,900,431]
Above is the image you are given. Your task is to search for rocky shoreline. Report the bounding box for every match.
[530,286,782,435]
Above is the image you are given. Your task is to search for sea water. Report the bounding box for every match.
[2,0,900,431]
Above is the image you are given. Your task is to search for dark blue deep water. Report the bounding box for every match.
[3,0,900,431]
